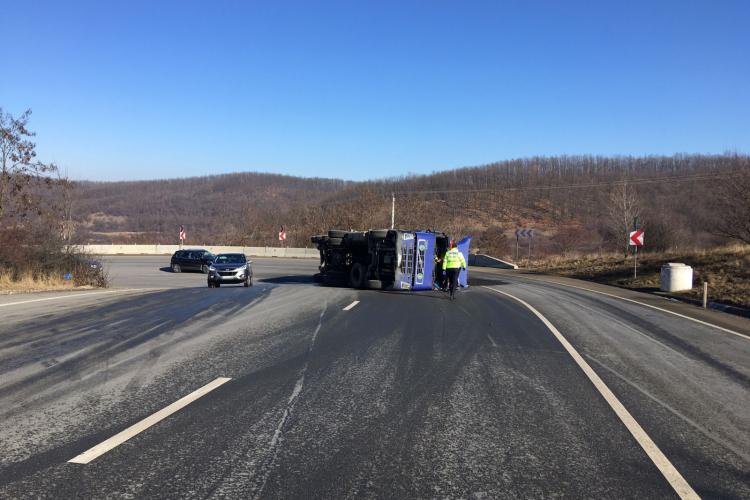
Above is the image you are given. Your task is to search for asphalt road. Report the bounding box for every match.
[1,257,748,498]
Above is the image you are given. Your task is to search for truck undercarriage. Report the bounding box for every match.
[312,229,470,290]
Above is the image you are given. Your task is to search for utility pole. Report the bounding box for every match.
[391,193,395,229]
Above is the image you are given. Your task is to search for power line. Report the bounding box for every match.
[392,171,742,196]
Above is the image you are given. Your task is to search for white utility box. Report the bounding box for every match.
[660,263,693,292]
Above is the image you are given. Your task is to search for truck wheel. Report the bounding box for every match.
[349,263,366,288]
[328,230,347,239]
[366,279,382,289]
[369,229,389,239]
[328,237,343,246]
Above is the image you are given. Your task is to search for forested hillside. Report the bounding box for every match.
[72,154,750,260]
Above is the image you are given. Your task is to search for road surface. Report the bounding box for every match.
[1,256,748,498]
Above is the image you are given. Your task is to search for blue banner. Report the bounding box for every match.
[457,236,471,287]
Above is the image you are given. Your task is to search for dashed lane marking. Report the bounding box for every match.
[483,286,700,500]
[343,300,360,311]
[68,377,231,464]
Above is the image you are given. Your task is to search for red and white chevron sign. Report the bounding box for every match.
[179,225,186,241]
[629,230,644,246]
[515,228,534,238]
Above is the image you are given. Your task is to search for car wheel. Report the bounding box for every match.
[328,237,343,247]
[243,279,249,287]
[369,229,389,239]
[172,264,181,273]
[215,282,220,288]
[207,282,213,288]
[328,229,347,239]
[201,264,209,274]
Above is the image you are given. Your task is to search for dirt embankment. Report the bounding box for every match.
[524,245,750,309]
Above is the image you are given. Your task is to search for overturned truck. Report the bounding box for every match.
[311,229,470,290]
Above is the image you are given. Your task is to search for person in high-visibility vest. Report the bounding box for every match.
[442,239,467,300]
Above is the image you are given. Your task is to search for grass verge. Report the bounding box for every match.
[0,271,78,294]
[524,244,750,309]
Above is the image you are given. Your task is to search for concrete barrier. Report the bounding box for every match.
[469,254,518,270]
[77,244,320,258]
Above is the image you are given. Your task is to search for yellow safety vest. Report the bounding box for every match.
[443,248,466,270]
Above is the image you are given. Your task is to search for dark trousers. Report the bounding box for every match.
[446,268,460,298]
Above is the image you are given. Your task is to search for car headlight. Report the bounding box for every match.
[209,265,216,272]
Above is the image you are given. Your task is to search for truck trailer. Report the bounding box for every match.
[311,229,471,290]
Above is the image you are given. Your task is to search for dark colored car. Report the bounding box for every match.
[207,253,253,288]
[170,249,215,273]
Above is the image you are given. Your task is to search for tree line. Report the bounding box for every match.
[70,152,749,261]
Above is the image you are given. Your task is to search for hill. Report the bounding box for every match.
[71,154,749,259]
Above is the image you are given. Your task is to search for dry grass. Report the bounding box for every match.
[525,244,750,309]
[0,270,79,294]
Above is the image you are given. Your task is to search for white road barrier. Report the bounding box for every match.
[77,244,319,258]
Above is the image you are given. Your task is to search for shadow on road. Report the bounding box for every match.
[159,266,206,274]
[468,277,511,286]
[260,275,315,285]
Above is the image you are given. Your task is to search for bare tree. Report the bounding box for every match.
[605,181,640,256]
[0,108,57,222]
[714,169,750,244]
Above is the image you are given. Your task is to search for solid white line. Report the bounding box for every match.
[343,300,360,311]
[483,286,699,500]
[68,377,231,464]
[486,333,498,348]
[513,275,749,341]
[0,288,152,308]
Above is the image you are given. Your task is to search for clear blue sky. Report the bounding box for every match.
[1,0,748,181]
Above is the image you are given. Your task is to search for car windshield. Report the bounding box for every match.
[214,254,246,264]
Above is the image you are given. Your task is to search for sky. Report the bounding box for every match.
[1,0,748,182]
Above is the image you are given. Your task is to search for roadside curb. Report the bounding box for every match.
[653,291,750,319]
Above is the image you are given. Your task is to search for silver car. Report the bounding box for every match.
[207,253,253,288]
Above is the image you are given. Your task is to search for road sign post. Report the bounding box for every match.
[178,225,185,249]
[628,229,644,278]
[515,228,534,263]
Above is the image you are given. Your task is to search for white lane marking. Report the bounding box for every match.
[0,288,154,308]
[512,275,749,341]
[585,354,750,464]
[483,286,700,500]
[486,333,498,348]
[343,300,360,311]
[68,377,231,464]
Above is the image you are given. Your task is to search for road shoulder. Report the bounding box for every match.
[473,268,750,338]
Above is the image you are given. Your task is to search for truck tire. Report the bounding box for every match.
[349,263,366,289]
[369,229,389,239]
[366,279,383,289]
[328,230,347,239]
[328,237,343,246]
